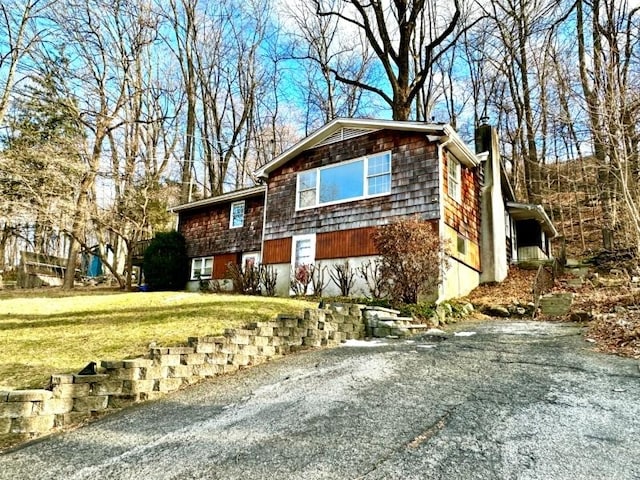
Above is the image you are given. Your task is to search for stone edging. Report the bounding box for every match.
[1,303,369,448]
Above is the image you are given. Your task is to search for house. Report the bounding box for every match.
[172,118,556,299]
[171,185,265,291]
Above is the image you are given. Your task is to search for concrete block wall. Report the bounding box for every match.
[0,303,366,448]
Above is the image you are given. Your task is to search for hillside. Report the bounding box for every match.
[538,156,604,258]
[464,264,640,360]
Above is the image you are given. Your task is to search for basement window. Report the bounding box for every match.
[191,256,213,280]
[457,234,467,255]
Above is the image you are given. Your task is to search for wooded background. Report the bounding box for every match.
[1,0,638,288]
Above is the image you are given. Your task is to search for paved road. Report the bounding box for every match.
[2,320,639,480]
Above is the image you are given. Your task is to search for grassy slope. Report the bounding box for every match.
[0,289,316,390]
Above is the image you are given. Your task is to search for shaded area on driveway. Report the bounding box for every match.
[1,320,639,480]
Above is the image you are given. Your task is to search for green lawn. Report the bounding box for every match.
[0,289,316,390]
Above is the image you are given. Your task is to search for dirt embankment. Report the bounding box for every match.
[463,265,640,359]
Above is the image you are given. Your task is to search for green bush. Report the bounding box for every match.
[399,302,436,322]
[143,231,189,291]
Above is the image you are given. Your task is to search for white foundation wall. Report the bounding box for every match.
[441,257,480,300]
[267,255,380,298]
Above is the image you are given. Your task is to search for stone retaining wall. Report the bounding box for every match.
[0,303,367,448]
[363,307,430,337]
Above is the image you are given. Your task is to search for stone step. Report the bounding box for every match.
[363,306,401,316]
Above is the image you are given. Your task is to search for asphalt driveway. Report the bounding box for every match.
[1,320,639,480]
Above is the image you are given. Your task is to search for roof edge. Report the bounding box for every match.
[169,185,266,213]
[507,201,559,238]
[256,118,476,178]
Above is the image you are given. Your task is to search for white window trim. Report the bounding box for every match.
[295,151,392,211]
[448,156,462,203]
[290,234,316,296]
[191,256,213,280]
[230,200,245,229]
[241,251,261,270]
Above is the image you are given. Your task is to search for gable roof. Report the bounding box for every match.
[169,185,266,213]
[255,118,478,179]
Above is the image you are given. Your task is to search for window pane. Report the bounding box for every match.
[448,158,461,201]
[368,153,390,176]
[295,239,312,265]
[203,258,213,276]
[299,170,316,190]
[368,174,390,195]
[299,189,316,208]
[319,161,364,203]
[192,259,201,277]
[231,202,244,227]
[457,235,466,254]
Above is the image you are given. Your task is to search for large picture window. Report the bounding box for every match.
[296,152,391,210]
[191,256,213,280]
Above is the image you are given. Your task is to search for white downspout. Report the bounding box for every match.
[436,136,453,302]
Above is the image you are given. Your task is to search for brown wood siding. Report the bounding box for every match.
[443,151,481,270]
[262,237,292,264]
[213,253,239,279]
[263,130,440,242]
[178,194,264,259]
[316,227,379,259]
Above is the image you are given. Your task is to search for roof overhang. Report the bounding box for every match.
[507,201,559,238]
[169,185,266,213]
[255,118,478,179]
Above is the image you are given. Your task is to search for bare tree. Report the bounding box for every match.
[0,0,54,126]
[44,0,169,289]
[164,0,275,196]
[576,0,640,252]
[286,0,375,131]
[313,0,462,120]
[478,0,573,204]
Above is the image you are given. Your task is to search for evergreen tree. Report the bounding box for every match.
[0,57,84,256]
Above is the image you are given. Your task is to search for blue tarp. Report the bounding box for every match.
[87,254,103,277]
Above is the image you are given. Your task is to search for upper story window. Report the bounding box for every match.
[448,156,461,203]
[230,201,245,228]
[296,152,391,210]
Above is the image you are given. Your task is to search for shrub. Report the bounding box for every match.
[309,264,329,296]
[358,259,387,299]
[259,265,278,296]
[399,302,436,322]
[329,260,356,296]
[290,264,312,296]
[226,262,261,295]
[373,217,448,304]
[143,231,189,291]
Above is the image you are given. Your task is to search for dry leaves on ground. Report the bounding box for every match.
[465,266,640,359]
[587,311,640,359]
[464,266,537,307]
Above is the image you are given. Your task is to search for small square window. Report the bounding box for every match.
[457,234,467,255]
[230,201,245,228]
